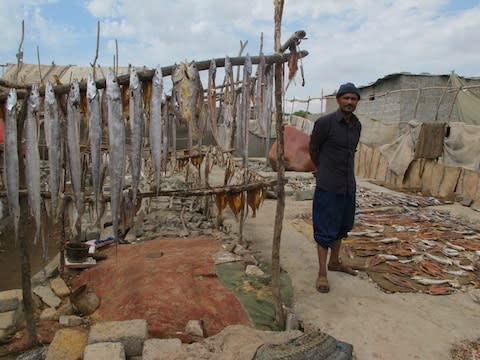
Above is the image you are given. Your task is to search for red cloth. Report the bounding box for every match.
[268,125,315,172]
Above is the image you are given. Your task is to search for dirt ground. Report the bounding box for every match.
[241,179,480,360]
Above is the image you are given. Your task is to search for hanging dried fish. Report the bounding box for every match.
[4,88,20,243]
[262,66,274,156]
[107,69,126,240]
[207,58,217,139]
[87,74,102,218]
[172,60,206,151]
[129,67,144,205]
[45,82,63,221]
[286,42,298,90]
[215,193,228,216]
[149,65,164,192]
[217,56,235,150]
[255,52,266,136]
[237,55,252,160]
[247,187,264,218]
[67,80,83,219]
[25,84,42,244]
[228,191,244,219]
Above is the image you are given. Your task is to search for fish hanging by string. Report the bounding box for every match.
[247,187,264,218]
[67,80,84,224]
[25,84,42,244]
[4,88,20,243]
[87,74,103,219]
[149,65,163,193]
[285,42,298,91]
[262,66,274,157]
[129,67,144,206]
[217,56,235,150]
[44,81,63,221]
[172,60,206,151]
[107,68,126,242]
[207,59,217,140]
[255,51,266,135]
[237,54,252,160]
[228,191,244,220]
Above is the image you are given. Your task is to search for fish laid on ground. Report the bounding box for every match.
[445,241,465,252]
[107,69,126,240]
[172,60,206,150]
[418,260,444,277]
[207,59,217,139]
[129,67,144,205]
[427,284,453,295]
[442,269,467,277]
[44,81,63,221]
[4,89,20,242]
[383,273,417,291]
[67,79,83,216]
[366,255,387,268]
[379,237,399,244]
[25,85,42,244]
[452,260,475,271]
[387,262,416,276]
[425,252,453,266]
[411,276,460,288]
[442,247,459,257]
[149,65,164,192]
[87,74,103,217]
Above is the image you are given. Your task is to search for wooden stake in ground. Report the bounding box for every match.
[271,0,286,329]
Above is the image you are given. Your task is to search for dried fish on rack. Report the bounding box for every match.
[4,88,20,242]
[255,51,266,135]
[172,60,206,151]
[207,59,217,140]
[217,56,235,150]
[87,75,103,218]
[149,65,164,192]
[45,81,63,221]
[129,67,144,206]
[25,85,42,244]
[237,55,252,163]
[107,69,126,240]
[67,80,83,217]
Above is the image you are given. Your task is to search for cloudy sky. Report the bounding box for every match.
[0,0,479,113]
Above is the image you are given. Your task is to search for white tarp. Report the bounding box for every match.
[443,122,480,171]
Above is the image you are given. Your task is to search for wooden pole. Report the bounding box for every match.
[271,0,286,329]
[0,50,309,104]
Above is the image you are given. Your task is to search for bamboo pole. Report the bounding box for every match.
[271,0,286,329]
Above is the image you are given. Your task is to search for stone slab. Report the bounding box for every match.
[88,319,148,357]
[45,328,88,360]
[0,289,22,312]
[83,342,126,360]
[143,338,185,360]
[50,278,70,298]
[33,285,61,309]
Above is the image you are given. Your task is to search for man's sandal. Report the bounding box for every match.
[328,262,358,276]
[316,276,330,293]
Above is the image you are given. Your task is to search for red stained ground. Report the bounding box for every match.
[69,236,252,340]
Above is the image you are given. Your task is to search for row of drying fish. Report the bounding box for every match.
[2,57,274,245]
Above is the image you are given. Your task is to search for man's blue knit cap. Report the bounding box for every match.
[336,82,361,100]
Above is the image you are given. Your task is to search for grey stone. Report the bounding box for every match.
[245,265,267,279]
[285,312,299,331]
[59,315,83,327]
[56,299,74,317]
[33,285,61,308]
[84,342,126,360]
[0,289,22,312]
[459,196,473,207]
[88,319,148,357]
[31,253,60,287]
[0,309,22,335]
[143,338,185,360]
[50,278,70,298]
[185,320,204,338]
[295,189,314,201]
[16,346,49,360]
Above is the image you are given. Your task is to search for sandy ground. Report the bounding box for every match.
[242,179,480,360]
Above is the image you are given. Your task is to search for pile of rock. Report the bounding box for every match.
[0,289,24,342]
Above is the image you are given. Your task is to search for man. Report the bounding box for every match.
[309,82,362,293]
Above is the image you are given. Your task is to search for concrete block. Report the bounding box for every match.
[88,319,148,357]
[46,328,88,360]
[40,307,57,321]
[84,342,126,360]
[31,253,60,287]
[0,310,17,333]
[0,289,22,312]
[33,285,61,309]
[50,278,70,298]
[143,338,185,360]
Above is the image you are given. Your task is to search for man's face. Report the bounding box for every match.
[337,93,359,113]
